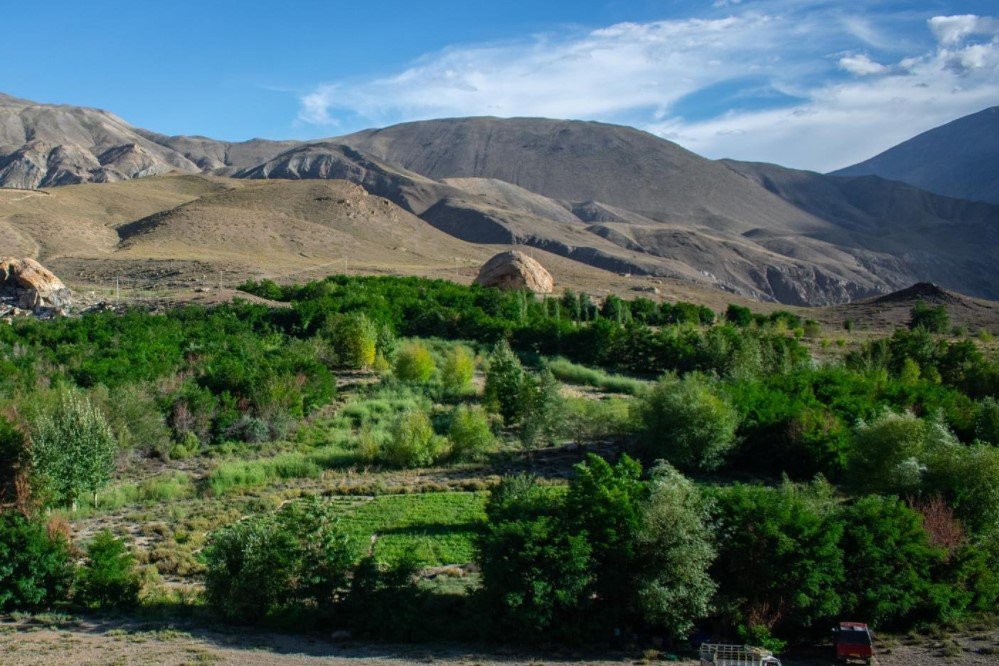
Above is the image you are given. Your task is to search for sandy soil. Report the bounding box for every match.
[2,615,998,666]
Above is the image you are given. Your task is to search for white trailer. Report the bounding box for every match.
[699,643,783,666]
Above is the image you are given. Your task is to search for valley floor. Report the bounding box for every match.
[2,614,998,666]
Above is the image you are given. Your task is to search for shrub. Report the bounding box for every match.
[394,342,436,383]
[91,385,171,458]
[346,553,430,640]
[564,397,633,442]
[448,405,494,461]
[441,345,476,396]
[0,415,26,505]
[725,304,754,327]
[325,312,377,369]
[0,513,73,611]
[975,397,999,444]
[204,498,352,623]
[635,462,716,640]
[520,370,567,448]
[76,530,141,609]
[382,410,447,468]
[484,340,527,425]
[30,391,118,507]
[224,415,271,444]
[838,496,945,628]
[909,300,949,333]
[633,374,738,470]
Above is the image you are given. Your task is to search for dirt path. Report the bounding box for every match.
[2,615,998,666]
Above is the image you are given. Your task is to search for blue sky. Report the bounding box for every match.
[3,0,997,170]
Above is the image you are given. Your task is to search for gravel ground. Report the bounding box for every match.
[3,616,999,666]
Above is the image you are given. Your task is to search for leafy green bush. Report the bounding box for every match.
[564,396,633,442]
[910,300,949,333]
[382,410,447,468]
[634,374,738,470]
[203,498,352,623]
[76,530,141,609]
[0,513,73,611]
[440,345,476,396]
[394,341,436,383]
[448,405,494,461]
[975,396,999,444]
[0,415,26,504]
[325,312,378,369]
[30,391,118,507]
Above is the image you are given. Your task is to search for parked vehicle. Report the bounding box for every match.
[833,622,874,663]
[699,643,782,666]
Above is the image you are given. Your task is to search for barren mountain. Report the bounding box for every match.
[832,106,999,205]
[0,93,200,188]
[3,94,999,306]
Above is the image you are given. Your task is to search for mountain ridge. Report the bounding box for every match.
[2,93,998,306]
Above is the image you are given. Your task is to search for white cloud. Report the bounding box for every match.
[838,53,889,75]
[928,14,999,45]
[298,9,999,171]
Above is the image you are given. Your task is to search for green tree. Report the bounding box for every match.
[520,369,567,448]
[394,341,436,383]
[633,374,738,470]
[448,405,494,461]
[77,531,141,609]
[484,340,527,425]
[838,496,944,628]
[325,312,377,369]
[909,300,949,333]
[383,409,447,468]
[476,475,593,639]
[30,391,118,508]
[564,454,645,626]
[710,482,844,636]
[725,304,754,327]
[440,345,476,395]
[635,462,716,640]
[975,397,999,444]
[849,410,935,495]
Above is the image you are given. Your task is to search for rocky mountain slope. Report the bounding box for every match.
[2,93,998,305]
[832,106,999,205]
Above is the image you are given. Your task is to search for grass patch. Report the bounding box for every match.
[207,453,321,495]
[332,491,487,566]
[74,472,195,513]
[544,357,646,394]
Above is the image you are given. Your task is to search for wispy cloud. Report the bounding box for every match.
[298,4,999,171]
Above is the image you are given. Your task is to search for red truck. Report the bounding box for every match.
[833,622,874,663]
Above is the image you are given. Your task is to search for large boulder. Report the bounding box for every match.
[0,257,72,312]
[474,250,554,294]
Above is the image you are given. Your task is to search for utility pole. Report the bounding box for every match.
[115,275,120,301]
[219,271,223,291]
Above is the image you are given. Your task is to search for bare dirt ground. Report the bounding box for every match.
[2,615,998,666]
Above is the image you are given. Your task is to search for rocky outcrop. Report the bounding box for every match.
[0,257,71,315]
[474,250,554,294]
